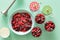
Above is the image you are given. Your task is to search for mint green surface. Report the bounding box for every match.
[0,0,60,40]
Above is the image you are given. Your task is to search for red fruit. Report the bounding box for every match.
[45,21,55,32]
[11,12,32,32]
[13,13,21,19]
[30,2,40,11]
[32,27,42,37]
[35,14,45,24]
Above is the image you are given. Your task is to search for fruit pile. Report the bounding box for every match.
[35,14,45,24]
[45,21,55,32]
[11,13,32,32]
[32,27,42,37]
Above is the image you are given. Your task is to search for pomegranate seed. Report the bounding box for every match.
[11,12,32,32]
[30,2,40,11]
[13,13,21,19]
[35,14,45,24]
[45,21,55,32]
[32,27,42,37]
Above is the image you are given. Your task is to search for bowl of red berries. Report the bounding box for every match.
[9,10,34,35]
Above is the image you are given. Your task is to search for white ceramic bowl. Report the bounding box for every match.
[8,10,34,35]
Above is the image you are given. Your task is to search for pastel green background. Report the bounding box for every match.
[0,0,60,40]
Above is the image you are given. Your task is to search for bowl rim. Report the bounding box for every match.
[8,9,35,35]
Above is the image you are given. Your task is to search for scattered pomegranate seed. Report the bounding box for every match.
[35,14,45,24]
[11,12,32,32]
[30,2,40,11]
[32,27,42,37]
[45,21,55,32]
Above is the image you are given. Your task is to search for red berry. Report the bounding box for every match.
[35,14,45,24]
[32,27,42,37]
[45,21,55,32]
[13,13,21,19]
[30,2,40,11]
[11,12,32,32]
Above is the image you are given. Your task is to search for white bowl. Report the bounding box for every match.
[8,10,34,35]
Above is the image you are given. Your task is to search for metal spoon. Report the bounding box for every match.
[1,0,16,15]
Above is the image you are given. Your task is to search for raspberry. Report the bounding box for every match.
[11,12,32,32]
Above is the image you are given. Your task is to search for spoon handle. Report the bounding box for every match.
[1,0,16,14]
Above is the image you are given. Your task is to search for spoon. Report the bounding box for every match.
[1,0,16,15]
